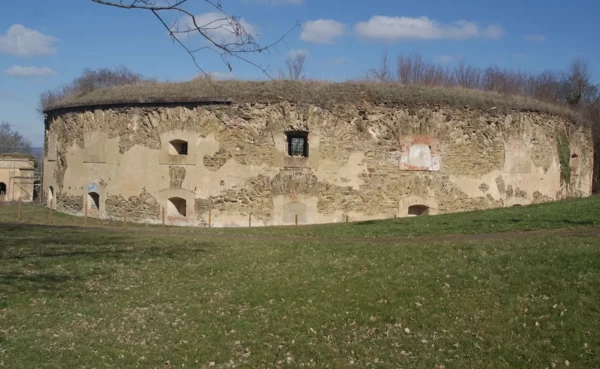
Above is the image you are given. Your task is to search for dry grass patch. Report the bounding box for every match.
[45,80,584,124]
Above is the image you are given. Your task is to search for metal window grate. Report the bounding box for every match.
[286,131,309,157]
[180,142,188,155]
[289,137,305,156]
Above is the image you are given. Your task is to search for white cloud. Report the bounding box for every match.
[300,19,346,44]
[177,13,258,45]
[524,34,545,42]
[0,24,58,57]
[287,49,310,58]
[4,65,56,77]
[482,25,504,39]
[355,16,503,42]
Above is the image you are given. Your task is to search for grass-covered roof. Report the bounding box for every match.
[45,80,578,122]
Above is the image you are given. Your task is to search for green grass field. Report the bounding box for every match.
[1,198,600,368]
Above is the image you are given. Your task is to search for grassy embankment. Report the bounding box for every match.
[1,197,599,368]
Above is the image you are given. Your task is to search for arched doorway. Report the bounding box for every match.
[88,192,100,210]
[0,182,6,201]
[167,197,187,217]
[408,205,430,216]
[48,186,54,207]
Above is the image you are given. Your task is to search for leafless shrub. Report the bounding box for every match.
[368,51,393,82]
[0,121,31,154]
[39,67,154,113]
[285,52,307,81]
[454,59,480,89]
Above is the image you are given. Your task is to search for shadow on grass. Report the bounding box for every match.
[0,223,214,297]
[0,271,85,294]
[0,223,210,261]
[355,220,378,226]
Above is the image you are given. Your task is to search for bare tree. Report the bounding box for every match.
[396,53,423,85]
[562,57,598,106]
[285,52,307,81]
[90,0,297,77]
[369,51,392,82]
[454,59,480,89]
[0,122,31,154]
[38,66,154,114]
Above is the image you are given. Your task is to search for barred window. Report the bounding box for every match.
[286,131,309,157]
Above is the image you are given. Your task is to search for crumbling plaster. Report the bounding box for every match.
[43,101,594,226]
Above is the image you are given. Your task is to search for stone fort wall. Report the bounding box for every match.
[43,101,594,226]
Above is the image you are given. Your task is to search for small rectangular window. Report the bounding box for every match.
[169,140,188,155]
[286,131,309,157]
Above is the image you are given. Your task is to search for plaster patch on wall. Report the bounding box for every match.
[399,136,441,171]
[46,132,57,161]
[315,152,366,190]
[84,132,107,164]
[283,202,307,224]
[504,138,532,173]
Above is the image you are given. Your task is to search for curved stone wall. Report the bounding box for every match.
[43,101,594,227]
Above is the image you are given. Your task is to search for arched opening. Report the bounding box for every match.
[167,197,187,217]
[48,186,54,206]
[169,140,188,156]
[408,205,429,216]
[88,192,100,210]
[0,182,6,201]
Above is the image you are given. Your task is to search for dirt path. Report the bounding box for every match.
[2,221,600,245]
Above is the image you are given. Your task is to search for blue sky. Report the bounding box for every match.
[1,0,599,147]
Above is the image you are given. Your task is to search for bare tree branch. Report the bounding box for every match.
[91,0,298,79]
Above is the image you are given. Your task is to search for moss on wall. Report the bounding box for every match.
[556,130,571,186]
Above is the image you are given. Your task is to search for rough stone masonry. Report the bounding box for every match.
[42,85,594,227]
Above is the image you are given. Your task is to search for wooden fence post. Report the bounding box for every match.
[295,214,298,226]
[346,214,349,223]
[84,201,88,226]
[249,213,252,228]
[162,207,165,226]
[208,208,212,228]
[17,199,21,221]
[124,208,127,227]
